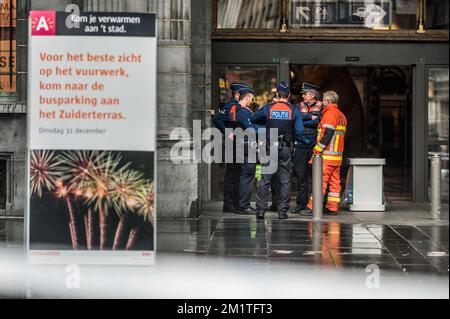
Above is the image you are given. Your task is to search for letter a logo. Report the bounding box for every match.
[30,11,56,36]
[36,17,49,31]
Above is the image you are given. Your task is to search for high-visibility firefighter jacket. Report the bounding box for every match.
[295,100,323,149]
[313,103,347,166]
[251,101,304,144]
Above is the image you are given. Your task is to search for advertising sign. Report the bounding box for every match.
[290,0,392,28]
[0,0,16,27]
[27,11,156,265]
[0,40,16,93]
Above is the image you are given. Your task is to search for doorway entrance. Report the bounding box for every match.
[290,65,413,201]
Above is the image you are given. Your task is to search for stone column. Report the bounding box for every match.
[84,0,199,217]
[191,0,212,203]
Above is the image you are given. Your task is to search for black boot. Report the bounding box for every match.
[223,207,237,213]
[278,212,289,220]
[324,208,339,216]
[292,206,306,214]
[299,208,313,217]
[237,207,257,215]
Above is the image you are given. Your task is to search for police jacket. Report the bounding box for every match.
[251,101,304,145]
[212,98,238,135]
[295,99,323,149]
[228,103,260,131]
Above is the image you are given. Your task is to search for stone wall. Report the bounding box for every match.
[0,0,211,218]
[191,0,212,203]
[0,116,26,217]
[84,0,203,217]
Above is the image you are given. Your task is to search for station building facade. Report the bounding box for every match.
[0,0,448,231]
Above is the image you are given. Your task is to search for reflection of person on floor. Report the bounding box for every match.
[302,91,347,217]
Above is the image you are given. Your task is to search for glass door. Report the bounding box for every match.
[428,67,449,203]
[212,64,278,200]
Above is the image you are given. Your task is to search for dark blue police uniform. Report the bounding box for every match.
[228,87,260,214]
[293,83,323,213]
[212,82,248,212]
[252,82,304,219]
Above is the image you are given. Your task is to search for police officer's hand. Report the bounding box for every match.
[312,115,318,121]
[228,132,235,141]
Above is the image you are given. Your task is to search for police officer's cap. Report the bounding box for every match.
[238,87,256,96]
[230,82,248,92]
[301,82,320,94]
[277,81,290,95]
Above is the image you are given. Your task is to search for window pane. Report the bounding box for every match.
[0,159,6,209]
[289,0,417,30]
[428,67,449,202]
[0,0,16,98]
[217,0,280,29]
[428,68,449,142]
[218,66,278,110]
[426,0,449,30]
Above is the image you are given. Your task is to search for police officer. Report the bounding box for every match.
[268,93,281,212]
[213,82,248,134]
[252,82,304,220]
[292,82,323,214]
[213,82,249,213]
[228,87,260,214]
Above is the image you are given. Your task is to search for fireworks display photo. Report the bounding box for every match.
[29,150,155,252]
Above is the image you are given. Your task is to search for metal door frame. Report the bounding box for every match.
[212,41,449,202]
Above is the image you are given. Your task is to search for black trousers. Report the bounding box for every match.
[223,163,242,210]
[270,174,280,207]
[256,147,292,214]
[293,147,313,209]
[238,153,256,211]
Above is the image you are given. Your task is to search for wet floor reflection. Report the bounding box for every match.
[1,218,448,279]
[155,218,449,278]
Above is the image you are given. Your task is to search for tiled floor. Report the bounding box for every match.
[1,202,449,282]
[156,202,449,280]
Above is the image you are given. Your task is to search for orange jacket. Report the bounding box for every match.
[314,103,347,166]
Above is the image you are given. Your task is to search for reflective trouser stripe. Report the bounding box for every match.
[323,155,342,161]
[323,151,342,156]
[307,164,341,211]
[327,196,341,203]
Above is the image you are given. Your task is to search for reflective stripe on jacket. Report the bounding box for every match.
[314,103,347,166]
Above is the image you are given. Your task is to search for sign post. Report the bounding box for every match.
[290,0,392,28]
[27,11,157,265]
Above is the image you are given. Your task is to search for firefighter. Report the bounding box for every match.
[212,82,249,213]
[301,91,347,216]
[252,82,304,220]
[228,87,260,214]
[292,82,323,214]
